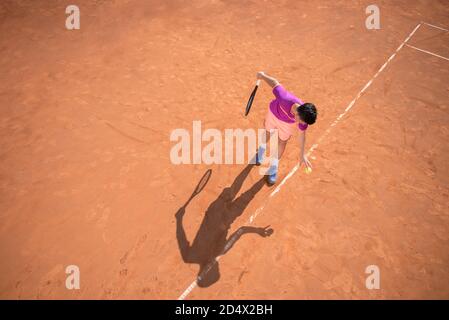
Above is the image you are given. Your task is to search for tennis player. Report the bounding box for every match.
[255,71,317,185]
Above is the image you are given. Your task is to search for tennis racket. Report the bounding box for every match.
[245,79,261,117]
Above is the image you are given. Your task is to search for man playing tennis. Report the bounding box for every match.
[255,71,317,185]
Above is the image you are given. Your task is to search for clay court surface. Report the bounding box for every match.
[1,0,448,299]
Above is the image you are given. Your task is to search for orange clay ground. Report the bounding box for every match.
[0,0,448,299]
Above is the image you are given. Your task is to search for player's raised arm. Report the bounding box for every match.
[257,71,280,88]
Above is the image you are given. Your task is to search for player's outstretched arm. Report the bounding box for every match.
[298,130,312,169]
[257,71,280,88]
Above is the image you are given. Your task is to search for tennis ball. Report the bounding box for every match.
[305,167,312,174]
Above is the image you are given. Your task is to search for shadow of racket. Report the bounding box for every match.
[185,169,212,207]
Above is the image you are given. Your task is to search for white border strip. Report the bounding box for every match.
[422,21,449,32]
[406,44,449,61]
[177,23,422,300]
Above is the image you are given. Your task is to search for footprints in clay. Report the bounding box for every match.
[86,202,111,228]
[102,233,149,298]
[119,233,148,266]
[36,264,64,299]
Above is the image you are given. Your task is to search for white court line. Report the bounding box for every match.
[422,21,449,32]
[406,44,449,62]
[177,23,422,300]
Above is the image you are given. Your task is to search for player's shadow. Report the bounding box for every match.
[175,164,273,287]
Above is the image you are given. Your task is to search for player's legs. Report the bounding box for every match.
[277,137,287,159]
[255,129,270,165]
[257,110,295,185]
[266,136,289,185]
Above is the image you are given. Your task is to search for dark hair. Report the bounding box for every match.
[296,103,317,125]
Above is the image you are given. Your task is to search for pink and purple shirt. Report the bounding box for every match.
[269,84,308,131]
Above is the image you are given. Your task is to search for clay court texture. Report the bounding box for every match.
[1,0,448,299]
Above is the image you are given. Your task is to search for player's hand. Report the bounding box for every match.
[260,225,274,237]
[300,154,312,169]
[256,71,265,79]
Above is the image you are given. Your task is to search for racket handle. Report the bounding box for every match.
[256,79,261,87]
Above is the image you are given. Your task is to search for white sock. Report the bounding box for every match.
[258,144,266,157]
